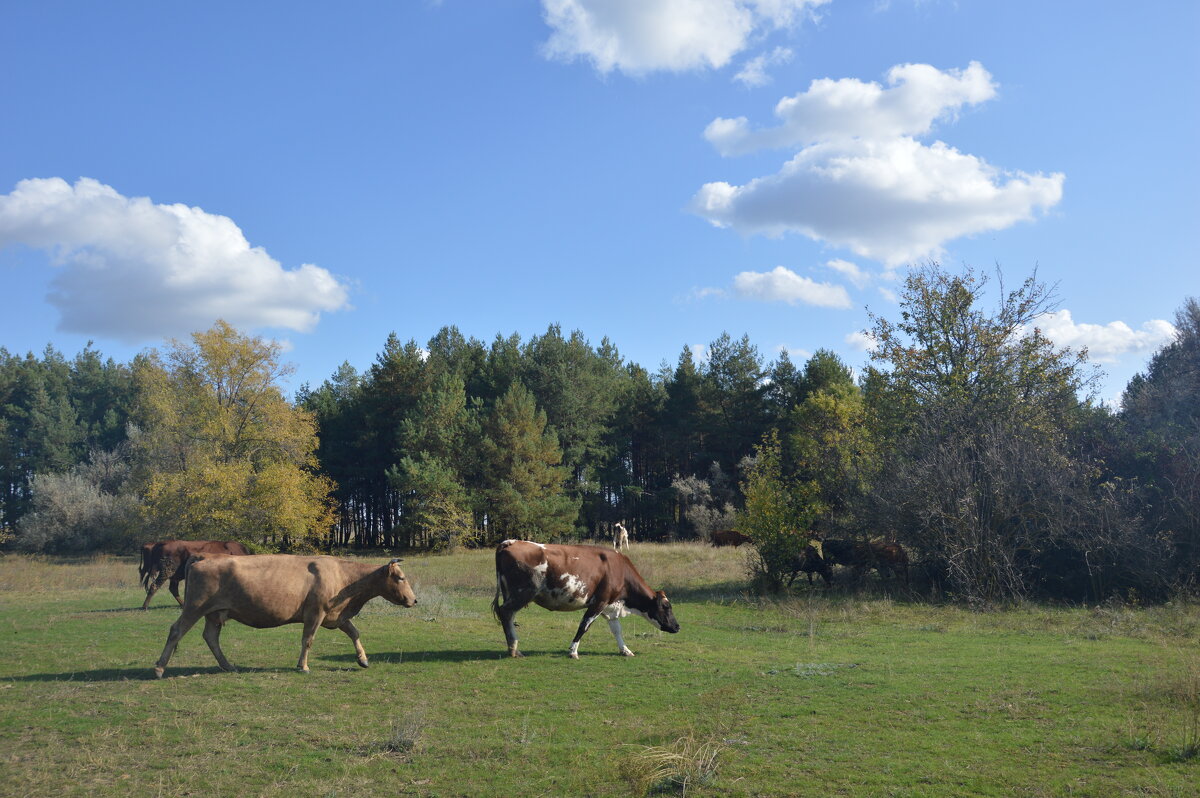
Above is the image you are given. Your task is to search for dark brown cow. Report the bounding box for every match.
[492,540,680,659]
[140,539,251,609]
[711,529,752,547]
[822,538,909,584]
[153,554,417,678]
[787,543,832,587]
[869,541,909,584]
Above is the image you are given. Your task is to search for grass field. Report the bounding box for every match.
[1,543,1197,797]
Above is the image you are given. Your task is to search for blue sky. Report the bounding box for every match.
[1,1,1196,404]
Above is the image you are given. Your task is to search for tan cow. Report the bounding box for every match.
[153,554,417,678]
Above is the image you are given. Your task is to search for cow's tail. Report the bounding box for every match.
[491,543,510,624]
[139,547,152,588]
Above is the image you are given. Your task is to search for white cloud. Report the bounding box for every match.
[692,131,1064,267]
[845,330,878,352]
[705,61,996,156]
[0,177,349,341]
[732,265,852,307]
[1029,310,1176,363]
[824,258,870,288]
[692,62,1064,267]
[540,0,827,76]
[734,46,794,88]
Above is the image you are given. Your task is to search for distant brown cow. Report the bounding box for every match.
[140,539,251,609]
[711,529,751,547]
[787,543,832,587]
[153,554,417,677]
[822,538,909,584]
[493,540,680,659]
[869,541,909,584]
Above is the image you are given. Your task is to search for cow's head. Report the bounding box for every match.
[648,590,680,634]
[381,559,418,607]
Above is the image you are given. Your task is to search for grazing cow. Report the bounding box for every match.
[153,554,417,678]
[822,538,909,584]
[869,541,909,584]
[613,521,630,552]
[140,539,251,609]
[786,543,832,587]
[492,540,680,659]
[711,529,752,547]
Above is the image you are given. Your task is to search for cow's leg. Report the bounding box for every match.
[567,608,603,660]
[297,611,326,672]
[140,569,161,609]
[607,617,635,657]
[201,611,235,672]
[337,618,369,668]
[168,574,185,607]
[494,578,535,658]
[153,608,203,678]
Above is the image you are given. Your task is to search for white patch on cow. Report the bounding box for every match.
[533,570,590,611]
[562,572,589,601]
[533,561,548,575]
[600,601,629,620]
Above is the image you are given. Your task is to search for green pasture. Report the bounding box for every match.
[0,544,1197,797]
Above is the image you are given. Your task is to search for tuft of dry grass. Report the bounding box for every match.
[618,733,726,796]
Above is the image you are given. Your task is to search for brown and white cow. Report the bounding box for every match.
[613,521,630,552]
[153,554,417,678]
[492,540,680,659]
[140,538,251,609]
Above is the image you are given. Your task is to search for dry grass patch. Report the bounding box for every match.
[618,732,727,796]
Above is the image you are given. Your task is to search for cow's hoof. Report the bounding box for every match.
[568,652,580,660]
[357,658,369,669]
[620,648,635,657]
[153,666,165,679]
[508,649,523,658]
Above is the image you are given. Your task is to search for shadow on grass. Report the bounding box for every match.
[81,604,181,614]
[348,648,634,663]
[660,581,749,602]
[4,665,281,682]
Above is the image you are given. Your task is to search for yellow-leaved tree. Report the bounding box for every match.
[132,321,335,550]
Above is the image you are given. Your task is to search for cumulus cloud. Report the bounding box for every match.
[541,0,827,75]
[1029,310,1176,363]
[0,177,349,341]
[845,329,878,352]
[732,265,852,307]
[705,61,996,156]
[691,62,1064,266]
[693,137,1063,266]
[734,46,794,87]
[824,258,870,288]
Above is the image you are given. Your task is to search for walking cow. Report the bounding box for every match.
[153,554,417,677]
[492,540,680,659]
[140,539,250,609]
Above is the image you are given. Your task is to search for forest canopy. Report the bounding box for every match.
[1,266,1196,603]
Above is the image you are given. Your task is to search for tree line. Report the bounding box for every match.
[2,265,1197,604]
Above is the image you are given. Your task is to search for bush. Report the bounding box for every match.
[16,470,139,554]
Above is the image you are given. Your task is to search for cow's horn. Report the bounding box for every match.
[389,558,404,565]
